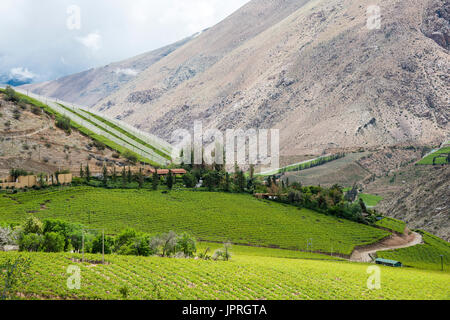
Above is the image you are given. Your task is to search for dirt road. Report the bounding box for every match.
[350,229,423,262]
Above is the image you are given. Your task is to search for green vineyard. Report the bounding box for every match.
[0,187,389,255]
[0,251,448,300]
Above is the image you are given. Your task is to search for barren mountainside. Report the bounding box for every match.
[87,0,449,157]
[22,34,197,107]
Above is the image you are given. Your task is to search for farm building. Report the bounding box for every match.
[0,174,72,189]
[375,258,402,267]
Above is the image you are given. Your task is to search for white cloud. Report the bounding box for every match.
[114,68,138,76]
[0,0,250,82]
[9,67,36,81]
[76,32,102,51]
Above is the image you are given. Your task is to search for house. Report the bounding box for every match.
[170,169,187,176]
[0,173,73,189]
[375,258,402,267]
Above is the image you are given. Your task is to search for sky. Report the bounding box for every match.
[0,0,250,85]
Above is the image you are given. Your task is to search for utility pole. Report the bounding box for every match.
[82,230,85,263]
[102,230,105,265]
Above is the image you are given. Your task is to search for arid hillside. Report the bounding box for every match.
[85,0,449,157]
[22,34,197,107]
[0,92,130,177]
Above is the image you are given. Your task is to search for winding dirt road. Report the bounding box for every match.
[350,229,423,262]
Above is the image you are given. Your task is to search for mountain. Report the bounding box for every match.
[85,0,448,157]
[21,34,197,107]
[24,0,449,158]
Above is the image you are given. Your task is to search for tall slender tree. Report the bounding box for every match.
[152,170,159,190]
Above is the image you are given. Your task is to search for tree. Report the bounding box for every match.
[224,172,231,192]
[112,166,117,182]
[137,168,144,189]
[249,164,255,180]
[182,172,195,188]
[176,233,196,257]
[4,86,19,102]
[166,170,174,190]
[23,216,43,234]
[152,171,159,190]
[127,167,132,183]
[19,233,43,252]
[85,164,91,182]
[42,232,65,252]
[0,256,32,300]
[213,242,232,261]
[121,167,127,188]
[160,231,178,257]
[359,198,368,214]
[79,164,84,179]
[102,165,108,187]
[237,170,246,192]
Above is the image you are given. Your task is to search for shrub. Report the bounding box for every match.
[176,233,196,257]
[23,216,43,234]
[4,86,19,102]
[122,150,138,164]
[55,115,72,134]
[19,233,44,252]
[182,172,196,188]
[31,105,42,115]
[42,232,65,252]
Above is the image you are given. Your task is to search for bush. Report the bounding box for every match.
[182,172,196,188]
[4,86,19,102]
[55,115,72,134]
[19,233,44,252]
[122,150,138,164]
[176,233,196,257]
[23,216,43,234]
[42,232,65,252]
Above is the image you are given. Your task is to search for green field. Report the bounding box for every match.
[1,251,448,300]
[0,187,390,255]
[358,193,384,207]
[375,217,406,234]
[378,231,450,272]
[258,154,345,176]
[417,146,450,165]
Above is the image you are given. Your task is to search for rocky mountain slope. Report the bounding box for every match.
[21,34,197,107]
[376,165,450,241]
[85,0,448,157]
[0,91,130,177]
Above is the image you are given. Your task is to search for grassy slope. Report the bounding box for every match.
[0,187,389,255]
[358,193,383,207]
[378,231,450,272]
[375,217,406,234]
[417,147,450,165]
[1,251,448,300]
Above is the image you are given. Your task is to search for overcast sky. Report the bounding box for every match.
[0,0,250,85]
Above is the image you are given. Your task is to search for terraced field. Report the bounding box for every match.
[378,231,450,272]
[0,187,389,255]
[11,88,172,166]
[1,251,448,300]
[417,146,450,165]
[358,193,384,207]
[375,217,406,234]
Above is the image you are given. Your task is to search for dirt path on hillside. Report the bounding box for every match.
[350,228,423,262]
